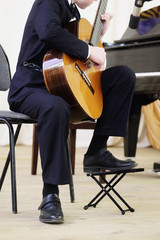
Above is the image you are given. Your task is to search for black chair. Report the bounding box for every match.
[0,45,74,213]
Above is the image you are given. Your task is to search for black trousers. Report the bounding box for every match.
[13,65,136,185]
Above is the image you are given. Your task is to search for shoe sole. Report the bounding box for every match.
[39,217,64,224]
[84,163,138,173]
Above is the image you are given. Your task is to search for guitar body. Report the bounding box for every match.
[43,18,103,122]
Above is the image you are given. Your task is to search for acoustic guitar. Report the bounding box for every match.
[43,0,108,122]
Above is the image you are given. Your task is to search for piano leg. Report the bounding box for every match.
[124,102,141,158]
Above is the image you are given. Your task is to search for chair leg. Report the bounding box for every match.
[9,123,17,214]
[69,128,76,175]
[0,120,22,214]
[31,124,38,175]
[66,139,75,203]
[0,124,21,192]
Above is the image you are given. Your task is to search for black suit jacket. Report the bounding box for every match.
[8,0,88,109]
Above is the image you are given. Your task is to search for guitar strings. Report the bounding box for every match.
[90,0,108,46]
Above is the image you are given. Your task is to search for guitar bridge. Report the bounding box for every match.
[75,63,94,94]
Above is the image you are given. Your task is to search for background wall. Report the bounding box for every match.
[0,0,159,146]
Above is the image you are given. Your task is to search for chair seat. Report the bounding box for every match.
[0,110,37,124]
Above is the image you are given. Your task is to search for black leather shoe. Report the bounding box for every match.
[83,148,137,172]
[38,193,64,224]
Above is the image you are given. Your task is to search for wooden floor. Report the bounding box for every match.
[0,145,160,240]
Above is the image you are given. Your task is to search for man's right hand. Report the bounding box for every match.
[89,45,106,69]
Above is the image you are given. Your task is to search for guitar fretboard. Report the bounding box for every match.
[89,0,108,46]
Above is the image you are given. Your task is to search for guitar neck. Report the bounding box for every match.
[89,0,108,46]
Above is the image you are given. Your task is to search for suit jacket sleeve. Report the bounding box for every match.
[34,0,89,60]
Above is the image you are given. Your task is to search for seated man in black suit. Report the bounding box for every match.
[8,0,137,224]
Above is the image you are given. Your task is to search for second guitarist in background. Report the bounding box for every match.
[8,0,137,224]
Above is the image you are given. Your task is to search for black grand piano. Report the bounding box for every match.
[104,5,160,157]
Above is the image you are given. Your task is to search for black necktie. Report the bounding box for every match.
[70,3,80,20]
